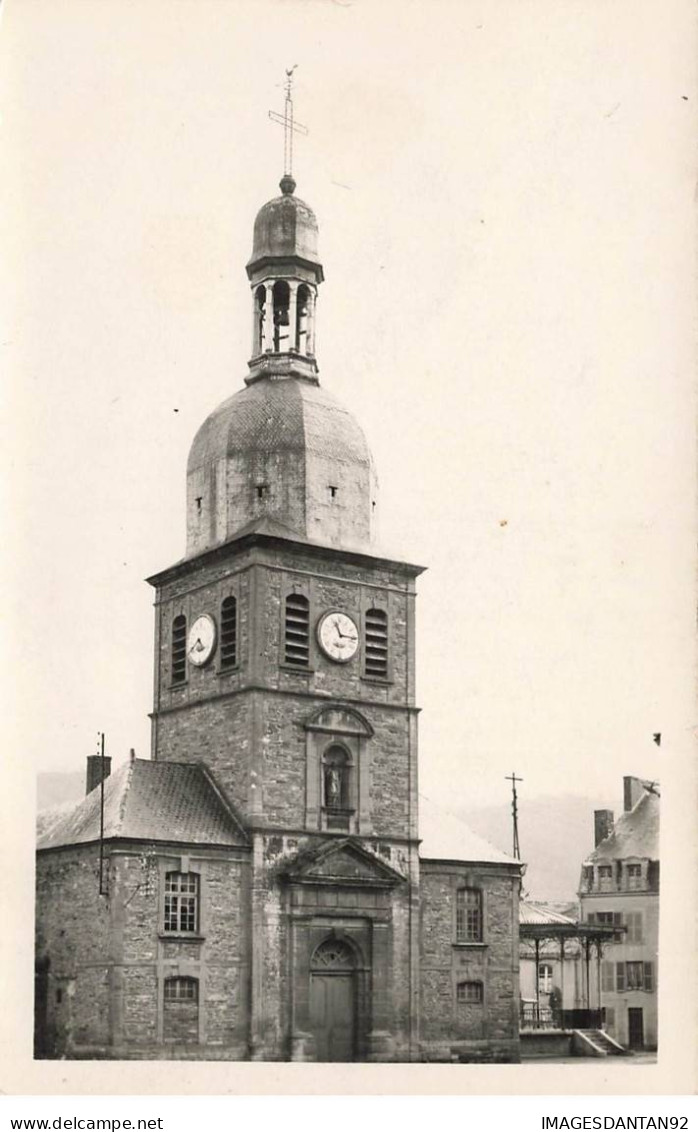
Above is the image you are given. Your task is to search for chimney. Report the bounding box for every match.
[594,809,614,847]
[86,754,112,795]
[623,775,645,812]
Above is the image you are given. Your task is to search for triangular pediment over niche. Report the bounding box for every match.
[281,838,405,887]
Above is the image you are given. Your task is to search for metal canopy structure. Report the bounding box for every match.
[519,905,626,1031]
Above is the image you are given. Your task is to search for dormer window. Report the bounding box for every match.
[626,863,642,891]
[597,865,614,892]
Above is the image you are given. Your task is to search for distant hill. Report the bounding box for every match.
[37,771,604,904]
[459,795,611,903]
[37,771,84,812]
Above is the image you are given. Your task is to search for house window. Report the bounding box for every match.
[625,911,643,944]
[456,887,483,943]
[456,981,483,1004]
[597,865,613,892]
[617,961,653,993]
[163,976,199,1044]
[601,962,615,993]
[220,596,237,669]
[164,872,199,934]
[594,909,624,941]
[538,963,554,994]
[626,863,642,890]
[364,608,388,678]
[171,615,187,684]
[284,593,310,667]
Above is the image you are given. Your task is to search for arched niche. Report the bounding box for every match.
[304,706,373,833]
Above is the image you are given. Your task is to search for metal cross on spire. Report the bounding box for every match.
[268,65,308,181]
[505,771,523,860]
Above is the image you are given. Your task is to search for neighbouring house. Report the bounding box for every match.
[578,776,659,1051]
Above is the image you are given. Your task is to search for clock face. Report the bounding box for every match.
[317,611,359,663]
[187,614,217,667]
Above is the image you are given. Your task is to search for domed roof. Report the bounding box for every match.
[186,376,378,555]
[247,176,321,271]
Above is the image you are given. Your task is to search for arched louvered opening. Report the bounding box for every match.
[297,284,310,355]
[284,593,310,666]
[171,615,187,684]
[273,280,290,352]
[254,284,266,355]
[364,608,388,678]
[220,595,237,670]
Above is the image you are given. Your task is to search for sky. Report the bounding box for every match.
[4,0,696,821]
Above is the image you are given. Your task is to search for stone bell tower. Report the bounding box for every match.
[147,87,424,1059]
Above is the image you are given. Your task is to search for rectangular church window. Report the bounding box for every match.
[456,981,483,1004]
[456,887,483,943]
[164,872,199,934]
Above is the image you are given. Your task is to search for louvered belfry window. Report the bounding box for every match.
[220,596,237,669]
[171,615,187,684]
[284,593,310,666]
[364,607,388,678]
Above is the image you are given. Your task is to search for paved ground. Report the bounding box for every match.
[521,1053,657,1065]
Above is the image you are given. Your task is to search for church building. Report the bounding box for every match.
[35,155,522,1063]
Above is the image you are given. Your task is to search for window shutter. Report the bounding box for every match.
[613,911,624,942]
[616,963,626,993]
[643,962,653,992]
[587,911,596,924]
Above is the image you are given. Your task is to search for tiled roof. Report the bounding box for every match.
[585,788,659,863]
[519,900,577,927]
[37,759,248,851]
[418,795,520,866]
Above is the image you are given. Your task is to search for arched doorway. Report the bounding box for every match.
[309,936,357,1061]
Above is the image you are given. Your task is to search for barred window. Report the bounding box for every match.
[284,593,310,667]
[164,976,199,1002]
[171,615,187,684]
[164,872,199,934]
[364,608,388,678]
[456,887,482,943]
[220,596,237,669]
[456,981,483,1004]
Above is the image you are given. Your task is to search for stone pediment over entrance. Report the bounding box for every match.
[281,838,405,888]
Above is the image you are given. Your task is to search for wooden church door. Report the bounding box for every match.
[309,938,357,1061]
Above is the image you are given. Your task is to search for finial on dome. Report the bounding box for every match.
[268,66,308,181]
[280,174,296,196]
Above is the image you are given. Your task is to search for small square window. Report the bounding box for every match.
[456,981,483,1004]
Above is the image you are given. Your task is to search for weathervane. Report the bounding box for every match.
[268,65,308,180]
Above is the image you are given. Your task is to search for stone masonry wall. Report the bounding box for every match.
[419,862,521,1062]
[36,843,251,1059]
[153,540,420,840]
